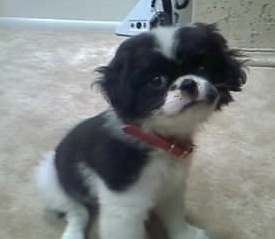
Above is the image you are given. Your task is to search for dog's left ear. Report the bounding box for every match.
[223,49,247,92]
[216,48,247,107]
[95,46,134,119]
[202,23,247,106]
[204,24,247,91]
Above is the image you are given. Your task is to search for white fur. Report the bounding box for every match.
[36,149,210,239]
[153,26,177,59]
[154,153,209,239]
[35,151,72,212]
[36,152,89,239]
[36,27,213,239]
[143,75,217,137]
[102,149,210,239]
[35,107,212,239]
[78,162,97,198]
[83,149,208,239]
[161,75,209,116]
[171,75,209,101]
[96,156,166,239]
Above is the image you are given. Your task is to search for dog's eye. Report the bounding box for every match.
[149,76,167,89]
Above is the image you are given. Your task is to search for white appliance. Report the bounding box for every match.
[115,0,192,36]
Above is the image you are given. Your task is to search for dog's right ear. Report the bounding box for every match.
[95,48,134,118]
[96,33,156,119]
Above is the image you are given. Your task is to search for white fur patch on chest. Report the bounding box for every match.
[147,150,190,201]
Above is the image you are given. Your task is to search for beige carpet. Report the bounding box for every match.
[0,27,275,239]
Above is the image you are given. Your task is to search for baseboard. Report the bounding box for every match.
[0,17,120,31]
[1,17,274,67]
[240,48,275,67]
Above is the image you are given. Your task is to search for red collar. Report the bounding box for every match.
[122,125,193,158]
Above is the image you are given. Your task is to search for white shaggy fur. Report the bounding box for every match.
[96,157,165,239]
[36,152,71,212]
[36,152,89,239]
[36,149,209,239]
[153,26,177,59]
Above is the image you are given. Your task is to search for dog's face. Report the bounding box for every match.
[98,23,246,135]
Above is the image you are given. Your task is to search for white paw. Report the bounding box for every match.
[192,228,210,239]
[172,226,210,239]
[61,230,84,239]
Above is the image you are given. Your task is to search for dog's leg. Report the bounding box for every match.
[35,152,90,239]
[97,180,157,239]
[95,154,171,239]
[157,194,210,239]
[61,203,89,239]
[99,203,147,239]
[98,186,150,239]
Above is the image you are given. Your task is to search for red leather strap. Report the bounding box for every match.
[122,125,193,158]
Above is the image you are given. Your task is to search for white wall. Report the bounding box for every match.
[193,0,275,49]
[0,0,137,21]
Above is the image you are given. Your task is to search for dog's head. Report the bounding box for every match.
[98,23,246,136]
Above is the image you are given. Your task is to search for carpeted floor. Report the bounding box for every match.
[0,27,275,239]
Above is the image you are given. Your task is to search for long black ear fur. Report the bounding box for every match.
[96,56,133,118]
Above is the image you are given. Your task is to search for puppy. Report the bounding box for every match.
[36,23,246,239]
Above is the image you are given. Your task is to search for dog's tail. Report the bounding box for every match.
[35,151,75,213]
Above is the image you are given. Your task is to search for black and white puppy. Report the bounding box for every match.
[36,23,246,239]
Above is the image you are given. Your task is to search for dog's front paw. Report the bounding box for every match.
[61,230,84,239]
[191,228,210,239]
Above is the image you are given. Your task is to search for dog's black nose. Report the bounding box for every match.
[180,79,198,96]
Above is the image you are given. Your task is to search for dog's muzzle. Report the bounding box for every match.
[179,76,218,105]
[179,78,198,98]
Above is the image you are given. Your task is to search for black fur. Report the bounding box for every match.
[175,23,246,108]
[55,112,149,198]
[98,24,246,120]
[54,24,247,207]
[97,33,176,121]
